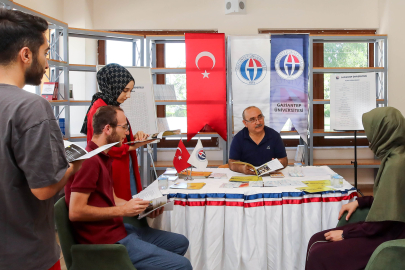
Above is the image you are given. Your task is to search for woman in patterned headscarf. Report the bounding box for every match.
[81,63,146,199]
[305,107,405,270]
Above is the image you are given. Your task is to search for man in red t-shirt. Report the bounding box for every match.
[65,106,191,270]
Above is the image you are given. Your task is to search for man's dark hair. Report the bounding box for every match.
[93,106,124,135]
[0,8,48,65]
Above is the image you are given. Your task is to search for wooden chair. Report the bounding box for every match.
[218,164,229,168]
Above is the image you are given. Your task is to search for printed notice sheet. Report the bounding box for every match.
[330,73,376,130]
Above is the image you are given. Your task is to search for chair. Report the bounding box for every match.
[336,207,405,270]
[55,196,147,270]
[218,164,229,168]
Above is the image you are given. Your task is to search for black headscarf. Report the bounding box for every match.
[80,63,134,134]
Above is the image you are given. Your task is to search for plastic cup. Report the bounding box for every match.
[158,176,168,190]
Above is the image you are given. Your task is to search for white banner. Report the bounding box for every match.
[230,35,271,133]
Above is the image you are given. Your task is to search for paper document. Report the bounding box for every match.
[133,180,161,201]
[64,141,119,163]
[330,72,376,130]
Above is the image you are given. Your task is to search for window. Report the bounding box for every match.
[260,29,376,147]
[106,40,133,66]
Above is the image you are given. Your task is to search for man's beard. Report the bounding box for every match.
[24,54,44,86]
[106,128,121,145]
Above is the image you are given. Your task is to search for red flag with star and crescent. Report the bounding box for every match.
[173,140,191,173]
[185,33,227,141]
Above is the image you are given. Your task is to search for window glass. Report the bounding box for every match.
[106,40,133,66]
[165,105,186,133]
[165,74,186,100]
[324,43,368,68]
[323,43,368,131]
[165,43,185,68]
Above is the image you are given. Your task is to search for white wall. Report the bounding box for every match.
[91,0,379,35]
[16,0,64,19]
[378,0,405,115]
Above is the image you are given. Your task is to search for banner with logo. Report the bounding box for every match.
[270,34,309,143]
[230,35,271,133]
[188,138,208,170]
[185,33,227,141]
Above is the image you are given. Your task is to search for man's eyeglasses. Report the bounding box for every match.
[117,124,130,131]
[244,114,265,123]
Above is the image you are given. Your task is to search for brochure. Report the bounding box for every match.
[125,129,181,145]
[169,182,206,190]
[132,180,173,219]
[233,159,284,176]
[64,141,119,163]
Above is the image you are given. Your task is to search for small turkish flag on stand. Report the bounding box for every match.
[173,140,191,173]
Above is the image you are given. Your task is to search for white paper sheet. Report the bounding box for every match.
[330,72,376,130]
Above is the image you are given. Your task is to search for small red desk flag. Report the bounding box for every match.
[173,140,191,173]
[185,33,227,141]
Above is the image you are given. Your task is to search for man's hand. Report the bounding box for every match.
[243,165,256,175]
[338,200,359,221]
[128,140,156,151]
[134,131,149,141]
[148,206,164,219]
[120,198,150,217]
[324,230,343,242]
[69,159,85,175]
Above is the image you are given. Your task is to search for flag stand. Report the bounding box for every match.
[185,166,193,181]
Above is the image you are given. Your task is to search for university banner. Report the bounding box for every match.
[270,34,309,143]
[185,33,227,141]
[230,35,271,133]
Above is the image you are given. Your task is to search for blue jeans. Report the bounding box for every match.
[117,224,192,270]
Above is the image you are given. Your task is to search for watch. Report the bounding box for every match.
[341,233,344,240]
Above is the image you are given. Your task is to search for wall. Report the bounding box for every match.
[92,0,379,35]
[378,0,405,115]
[16,0,64,19]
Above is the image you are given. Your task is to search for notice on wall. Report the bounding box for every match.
[330,72,376,131]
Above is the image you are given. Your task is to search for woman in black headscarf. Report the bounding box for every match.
[81,63,146,199]
[305,107,405,270]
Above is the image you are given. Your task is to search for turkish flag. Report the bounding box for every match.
[173,140,191,173]
[185,33,227,141]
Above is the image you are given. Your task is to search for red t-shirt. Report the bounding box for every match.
[64,141,127,244]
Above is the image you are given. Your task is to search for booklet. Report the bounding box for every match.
[229,175,263,182]
[64,141,119,163]
[132,180,173,219]
[233,159,284,176]
[169,182,206,190]
[125,129,181,145]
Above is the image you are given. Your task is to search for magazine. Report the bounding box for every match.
[125,129,181,145]
[233,159,284,176]
[64,141,119,163]
[132,180,173,219]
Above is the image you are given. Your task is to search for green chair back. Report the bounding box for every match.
[54,196,76,270]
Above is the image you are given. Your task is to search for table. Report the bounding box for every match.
[148,166,357,270]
